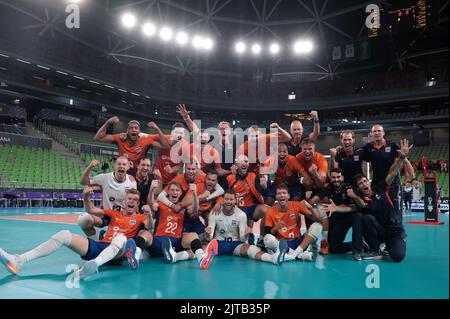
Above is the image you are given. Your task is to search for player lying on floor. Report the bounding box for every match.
[204,189,289,265]
[0,188,151,279]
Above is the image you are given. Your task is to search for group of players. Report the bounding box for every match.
[0,105,416,279]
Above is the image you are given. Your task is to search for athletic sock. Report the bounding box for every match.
[191,239,204,262]
[174,251,190,262]
[135,237,146,260]
[260,253,275,264]
[93,244,120,267]
[322,231,328,241]
[294,246,304,257]
[19,230,72,264]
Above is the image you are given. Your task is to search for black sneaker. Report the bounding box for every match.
[362,239,369,253]
[352,251,363,261]
[362,250,383,260]
[248,233,255,246]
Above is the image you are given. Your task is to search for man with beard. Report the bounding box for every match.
[237,124,292,175]
[286,111,320,157]
[0,188,148,279]
[330,130,365,184]
[213,155,268,246]
[349,139,412,262]
[78,156,137,240]
[146,181,219,270]
[129,157,163,210]
[263,143,304,206]
[264,184,324,262]
[94,117,169,170]
[205,190,289,266]
[314,168,365,261]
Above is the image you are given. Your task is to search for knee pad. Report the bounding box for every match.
[307,222,323,241]
[77,214,94,229]
[263,234,279,251]
[52,230,72,246]
[111,233,127,249]
[233,244,245,257]
[247,245,261,259]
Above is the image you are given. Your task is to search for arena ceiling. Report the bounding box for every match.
[0,0,448,80]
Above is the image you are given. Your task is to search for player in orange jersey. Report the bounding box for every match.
[264,184,324,262]
[94,117,169,170]
[0,188,152,279]
[144,181,218,270]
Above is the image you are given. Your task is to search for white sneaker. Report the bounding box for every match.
[76,260,99,280]
[297,251,314,261]
[284,253,297,262]
[0,248,23,275]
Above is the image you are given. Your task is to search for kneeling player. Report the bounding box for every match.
[205,190,289,265]
[0,188,149,279]
[264,184,325,261]
[144,181,218,269]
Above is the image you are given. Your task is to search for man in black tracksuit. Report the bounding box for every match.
[348,139,412,263]
[316,168,364,261]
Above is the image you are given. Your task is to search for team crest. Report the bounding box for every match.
[290,214,296,220]
[232,220,238,226]
[129,220,136,226]
[135,147,142,153]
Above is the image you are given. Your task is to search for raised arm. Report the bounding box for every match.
[176,104,200,134]
[146,121,170,150]
[386,139,413,186]
[329,148,339,170]
[94,116,119,142]
[308,111,320,141]
[83,187,104,217]
[80,160,99,185]
[270,123,292,143]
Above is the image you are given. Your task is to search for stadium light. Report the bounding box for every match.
[251,44,262,55]
[294,40,313,54]
[121,13,137,29]
[270,43,281,55]
[235,41,247,54]
[203,38,214,50]
[160,27,173,41]
[192,36,204,49]
[142,22,156,37]
[175,32,189,45]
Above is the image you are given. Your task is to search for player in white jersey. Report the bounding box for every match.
[205,190,288,265]
[77,156,137,240]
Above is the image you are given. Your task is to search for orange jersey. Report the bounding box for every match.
[113,134,159,167]
[296,152,328,180]
[196,182,215,213]
[154,202,185,238]
[187,144,222,173]
[155,136,189,185]
[265,202,310,240]
[163,172,206,201]
[264,155,303,186]
[101,210,148,243]
[228,177,257,208]
[238,134,274,174]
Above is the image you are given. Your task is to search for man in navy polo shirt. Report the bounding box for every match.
[349,139,413,263]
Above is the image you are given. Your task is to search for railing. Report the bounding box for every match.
[0,181,83,190]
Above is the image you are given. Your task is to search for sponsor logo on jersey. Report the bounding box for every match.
[290,213,296,220]
[109,197,115,202]
[385,147,391,153]
[220,229,226,234]
[232,220,238,226]
[135,147,142,153]
[129,220,136,226]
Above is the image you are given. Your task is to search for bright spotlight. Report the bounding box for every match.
[193,36,204,49]
[160,27,173,41]
[235,42,246,54]
[176,32,189,45]
[251,44,262,55]
[294,40,313,54]
[121,13,137,29]
[142,22,156,37]
[270,43,281,55]
[203,38,214,50]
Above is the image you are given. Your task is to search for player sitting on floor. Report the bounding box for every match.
[0,188,150,279]
[205,190,289,265]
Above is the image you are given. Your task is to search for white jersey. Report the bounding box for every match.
[90,172,137,211]
[208,207,247,242]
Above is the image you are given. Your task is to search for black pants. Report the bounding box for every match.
[328,212,364,254]
[403,194,412,211]
[362,214,407,263]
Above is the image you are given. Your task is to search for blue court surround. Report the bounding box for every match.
[0,208,448,299]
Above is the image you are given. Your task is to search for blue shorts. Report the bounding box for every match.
[146,236,184,258]
[267,183,302,198]
[217,240,243,256]
[183,216,205,235]
[242,205,258,220]
[286,237,303,250]
[81,238,111,261]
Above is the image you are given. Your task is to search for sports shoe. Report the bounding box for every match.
[161,238,176,264]
[297,251,314,261]
[124,239,139,270]
[362,250,383,260]
[0,248,22,275]
[319,240,329,255]
[272,238,288,265]
[248,233,255,246]
[362,239,369,253]
[199,239,218,270]
[352,251,363,261]
[284,253,296,262]
[76,260,98,280]
[309,242,318,251]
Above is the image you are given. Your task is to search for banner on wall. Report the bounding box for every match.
[0,132,52,149]
[80,143,119,156]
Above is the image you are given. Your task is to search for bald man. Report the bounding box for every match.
[286,111,321,157]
